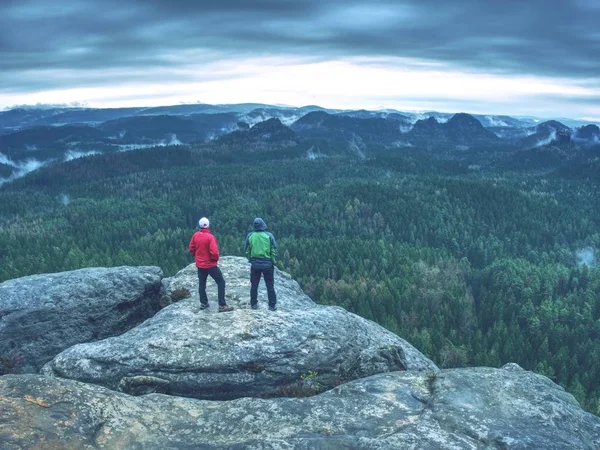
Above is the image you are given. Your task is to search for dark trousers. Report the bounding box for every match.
[198,266,226,306]
[250,266,277,308]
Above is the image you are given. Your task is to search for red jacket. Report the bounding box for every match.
[189,229,220,268]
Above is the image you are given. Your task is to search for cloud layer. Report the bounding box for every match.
[1,0,599,116]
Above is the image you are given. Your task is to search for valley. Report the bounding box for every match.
[1,103,599,414]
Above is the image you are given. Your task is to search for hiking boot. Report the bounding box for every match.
[218,305,234,313]
[251,304,259,310]
[199,303,209,310]
[268,306,277,311]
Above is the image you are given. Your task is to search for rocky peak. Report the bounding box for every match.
[291,112,405,148]
[406,116,445,142]
[536,120,571,133]
[520,120,573,149]
[249,117,290,136]
[213,118,297,151]
[413,116,440,130]
[407,114,499,146]
[293,110,330,126]
[41,257,435,400]
[556,129,572,144]
[444,113,500,144]
[576,124,600,140]
[446,112,483,129]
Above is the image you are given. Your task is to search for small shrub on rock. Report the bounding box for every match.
[0,354,22,375]
[170,288,192,302]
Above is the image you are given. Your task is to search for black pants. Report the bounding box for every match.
[250,266,277,308]
[198,266,226,306]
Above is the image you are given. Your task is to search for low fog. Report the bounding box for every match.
[576,247,596,267]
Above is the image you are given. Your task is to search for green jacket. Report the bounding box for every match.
[245,218,277,269]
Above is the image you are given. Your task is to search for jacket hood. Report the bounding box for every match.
[253,218,267,231]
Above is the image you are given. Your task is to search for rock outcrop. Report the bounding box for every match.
[444,112,500,145]
[42,257,436,399]
[0,266,164,373]
[407,114,501,148]
[575,124,600,141]
[2,258,599,449]
[1,364,599,449]
[291,111,406,146]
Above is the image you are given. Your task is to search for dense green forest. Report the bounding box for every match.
[0,145,599,414]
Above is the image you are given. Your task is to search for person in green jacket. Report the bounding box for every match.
[245,217,278,310]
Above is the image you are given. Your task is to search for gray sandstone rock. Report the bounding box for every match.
[42,257,436,399]
[0,266,164,373]
[1,365,599,449]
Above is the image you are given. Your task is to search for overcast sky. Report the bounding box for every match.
[1,0,599,119]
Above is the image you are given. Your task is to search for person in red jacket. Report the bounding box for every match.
[188,217,233,312]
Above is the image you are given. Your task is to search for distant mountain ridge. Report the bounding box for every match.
[2,102,598,133]
[1,102,600,183]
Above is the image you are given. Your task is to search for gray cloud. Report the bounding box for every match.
[1,0,599,109]
[535,93,600,105]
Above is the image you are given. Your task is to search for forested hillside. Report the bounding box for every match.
[0,144,599,414]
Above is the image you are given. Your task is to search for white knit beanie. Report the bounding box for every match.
[198,217,210,229]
